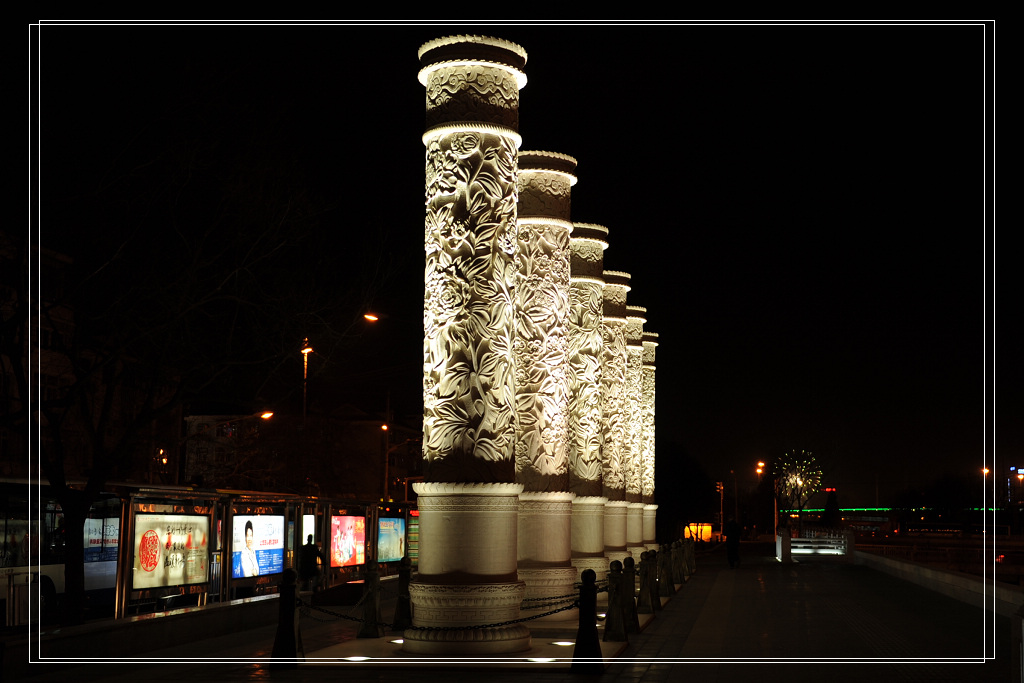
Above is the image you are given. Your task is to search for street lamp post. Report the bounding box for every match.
[716,481,724,539]
[756,461,773,539]
[381,423,389,502]
[301,338,313,427]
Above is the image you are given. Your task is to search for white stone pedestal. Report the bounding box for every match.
[404,482,530,654]
[517,567,580,623]
[626,502,645,557]
[776,534,793,564]
[570,495,607,572]
[518,492,577,623]
[603,499,629,563]
[643,503,658,549]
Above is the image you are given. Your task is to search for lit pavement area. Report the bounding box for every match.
[16,543,1012,682]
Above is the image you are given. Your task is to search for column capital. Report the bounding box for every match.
[602,270,631,319]
[419,35,527,135]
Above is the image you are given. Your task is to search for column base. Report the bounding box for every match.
[518,567,579,624]
[626,544,647,558]
[402,624,532,655]
[605,549,630,564]
[572,556,611,606]
[571,556,610,577]
[642,503,658,548]
[626,502,645,548]
[403,582,530,654]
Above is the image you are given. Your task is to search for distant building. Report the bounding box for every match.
[183,408,421,500]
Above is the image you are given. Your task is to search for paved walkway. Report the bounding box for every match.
[12,542,1013,682]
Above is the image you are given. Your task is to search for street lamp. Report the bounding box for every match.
[382,423,389,502]
[301,338,313,426]
[756,461,772,539]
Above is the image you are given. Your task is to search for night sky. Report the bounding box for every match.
[37,21,1000,509]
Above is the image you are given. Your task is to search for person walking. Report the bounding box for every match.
[725,517,741,569]
[298,534,325,592]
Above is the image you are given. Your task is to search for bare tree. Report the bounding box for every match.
[17,53,403,623]
[773,450,823,533]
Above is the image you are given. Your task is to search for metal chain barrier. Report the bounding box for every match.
[404,599,580,631]
[521,592,580,603]
[298,590,592,632]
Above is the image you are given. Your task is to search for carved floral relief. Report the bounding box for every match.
[513,218,571,488]
[567,280,604,495]
[601,319,627,497]
[641,365,656,500]
[424,66,521,131]
[423,130,519,483]
[625,346,644,498]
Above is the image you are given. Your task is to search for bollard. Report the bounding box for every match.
[636,551,653,614]
[671,540,684,584]
[682,537,693,579]
[270,568,303,668]
[648,549,662,611]
[659,544,675,597]
[622,556,640,633]
[391,556,413,632]
[603,561,627,642]
[357,560,385,638]
[571,569,603,673]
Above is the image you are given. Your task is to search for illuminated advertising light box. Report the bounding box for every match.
[302,514,316,544]
[231,515,285,578]
[132,513,210,590]
[377,517,406,562]
[330,515,365,567]
[84,517,119,563]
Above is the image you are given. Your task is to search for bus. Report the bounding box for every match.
[1,479,121,624]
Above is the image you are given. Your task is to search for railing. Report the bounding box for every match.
[784,528,854,559]
[857,543,980,565]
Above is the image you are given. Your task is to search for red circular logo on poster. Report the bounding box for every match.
[139,529,160,572]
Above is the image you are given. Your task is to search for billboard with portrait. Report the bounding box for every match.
[377,517,406,562]
[132,513,210,590]
[231,515,285,578]
[330,515,365,567]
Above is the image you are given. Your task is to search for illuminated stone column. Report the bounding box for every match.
[601,270,630,564]
[642,331,659,550]
[625,305,647,557]
[411,35,530,655]
[567,224,608,579]
[514,151,578,622]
